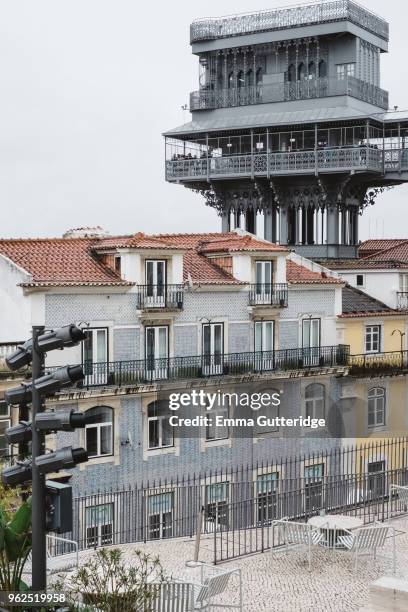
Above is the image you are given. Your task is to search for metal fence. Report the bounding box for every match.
[213,468,408,563]
[46,438,408,556]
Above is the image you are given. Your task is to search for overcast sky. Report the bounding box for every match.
[0,0,407,240]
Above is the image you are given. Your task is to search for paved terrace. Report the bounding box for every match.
[51,515,408,612]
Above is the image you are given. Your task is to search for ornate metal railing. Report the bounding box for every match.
[166,146,383,181]
[79,345,349,387]
[348,351,408,376]
[190,77,388,111]
[190,0,389,43]
[136,284,184,310]
[397,292,408,310]
[248,283,288,307]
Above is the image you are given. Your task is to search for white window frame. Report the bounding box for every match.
[336,62,355,79]
[147,403,174,450]
[205,397,229,442]
[368,387,386,428]
[85,502,114,549]
[85,407,114,459]
[304,383,325,420]
[365,324,381,354]
[146,491,174,540]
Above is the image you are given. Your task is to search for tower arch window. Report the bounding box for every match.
[228,71,234,88]
[256,67,263,85]
[298,62,306,80]
[85,406,113,458]
[246,69,253,87]
[319,59,327,78]
[287,64,295,82]
[368,387,386,428]
[237,70,244,88]
[305,384,325,420]
[308,61,316,79]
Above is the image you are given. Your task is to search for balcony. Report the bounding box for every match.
[166,147,384,182]
[249,284,288,307]
[190,77,388,111]
[79,345,349,387]
[397,292,408,310]
[348,351,408,377]
[190,1,389,43]
[136,285,184,311]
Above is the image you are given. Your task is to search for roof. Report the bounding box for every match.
[0,230,342,288]
[359,239,407,257]
[0,238,131,288]
[323,258,408,271]
[286,260,343,284]
[340,284,401,317]
[361,240,408,263]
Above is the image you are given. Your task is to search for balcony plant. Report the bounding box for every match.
[0,482,32,593]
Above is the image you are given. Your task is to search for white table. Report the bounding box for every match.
[308,514,363,548]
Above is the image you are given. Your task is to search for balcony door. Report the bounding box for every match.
[255,261,273,304]
[202,323,224,375]
[302,318,321,366]
[255,321,274,371]
[82,328,108,385]
[145,326,168,380]
[145,260,166,307]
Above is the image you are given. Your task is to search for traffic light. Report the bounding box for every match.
[5,325,87,371]
[0,323,90,591]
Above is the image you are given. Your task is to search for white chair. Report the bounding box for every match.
[390,484,408,510]
[338,522,396,573]
[177,563,242,611]
[272,518,324,572]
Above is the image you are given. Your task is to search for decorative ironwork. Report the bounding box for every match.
[75,345,349,387]
[348,350,408,377]
[136,285,184,310]
[190,1,389,43]
[397,292,408,310]
[190,76,388,111]
[248,283,288,307]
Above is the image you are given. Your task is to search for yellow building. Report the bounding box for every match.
[338,284,408,475]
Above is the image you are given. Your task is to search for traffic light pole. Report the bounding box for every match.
[31,325,47,592]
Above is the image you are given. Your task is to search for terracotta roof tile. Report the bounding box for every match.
[286,260,343,284]
[359,239,407,256]
[0,238,131,287]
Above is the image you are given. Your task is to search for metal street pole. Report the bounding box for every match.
[31,326,47,592]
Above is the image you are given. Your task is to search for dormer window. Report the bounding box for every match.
[255,261,273,286]
[114,255,121,276]
[145,260,166,306]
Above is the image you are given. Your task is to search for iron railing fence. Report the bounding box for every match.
[44,438,408,555]
[136,284,184,310]
[248,283,288,307]
[397,292,408,310]
[166,146,388,181]
[213,468,408,563]
[348,350,408,377]
[79,344,349,387]
[190,1,389,43]
[190,76,388,111]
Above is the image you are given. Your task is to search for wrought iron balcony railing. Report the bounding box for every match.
[397,292,408,310]
[136,285,184,310]
[348,350,408,377]
[190,1,389,43]
[248,283,288,307]
[190,77,388,111]
[78,345,349,387]
[166,146,384,182]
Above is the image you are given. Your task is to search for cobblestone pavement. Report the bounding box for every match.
[53,515,408,612]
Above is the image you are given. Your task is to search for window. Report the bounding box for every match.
[305,383,325,420]
[298,62,306,80]
[254,321,275,371]
[147,401,173,449]
[368,387,386,427]
[254,388,280,435]
[205,483,229,531]
[82,327,108,385]
[85,503,114,548]
[365,325,381,354]
[356,274,364,287]
[318,59,327,78]
[287,64,295,82]
[256,67,263,85]
[205,396,229,441]
[85,406,113,458]
[114,255,121,275]
[256,473,279,523]
[145,326,168,379]
[304,463,324,511]
[399,274,408,292]
[237,70,244,88]
[336,63,355,79]
[308,61,316,79]
[228,71,234,88]
[147,492,173,539]
[246,69,253,87]
[302,318,321,365]
[367,460,386,498]
[145,260,166,307]
[202,323,224,376]
[0,402,11,458]
[255,260,273,303]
